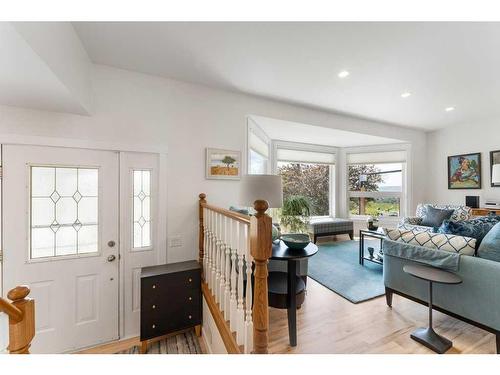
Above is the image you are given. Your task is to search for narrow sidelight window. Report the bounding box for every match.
[133,170,151,249]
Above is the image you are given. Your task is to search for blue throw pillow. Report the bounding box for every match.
[229,206,250,215]
[477,222,500,262]
[437,218,499,247]
[421,205,454,227]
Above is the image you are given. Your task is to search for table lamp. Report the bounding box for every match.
[492,164,500,186]
[240,174,283,211]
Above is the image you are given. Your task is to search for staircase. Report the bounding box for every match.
[0,285,35,354]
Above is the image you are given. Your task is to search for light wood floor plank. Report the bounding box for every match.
[268,277,496,354]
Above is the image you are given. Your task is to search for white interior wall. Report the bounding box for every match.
[426,118,500,207]
[10,22,93,114]
[0,64,427,263]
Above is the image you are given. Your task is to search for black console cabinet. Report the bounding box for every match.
[140,260,202,350]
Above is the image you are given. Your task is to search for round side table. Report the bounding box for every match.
[403,264,462,354]
[269,240,318,347]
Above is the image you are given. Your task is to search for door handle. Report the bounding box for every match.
[107,254,116,262]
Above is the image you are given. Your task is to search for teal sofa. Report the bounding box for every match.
[383,235,500,353]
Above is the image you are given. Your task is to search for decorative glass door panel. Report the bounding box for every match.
[30,166,99,259]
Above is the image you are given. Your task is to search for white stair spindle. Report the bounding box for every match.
[229,219,238,332]
[224,219,232,320]
[219,216,227,309]
[236,222,246,345]
[203,207,209,280]
[210,211,217,294]
[205,209,210,287]
[207,210,213,289]
[244,233,254,353]
[214,212,221,301]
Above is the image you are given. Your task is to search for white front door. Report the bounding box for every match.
[2,145,120,353]
[120,152,162,338]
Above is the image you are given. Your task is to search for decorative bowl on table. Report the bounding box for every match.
[280,233,311,250]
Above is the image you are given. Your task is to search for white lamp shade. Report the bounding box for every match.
[492,164,500,184]
[240,174,283,208]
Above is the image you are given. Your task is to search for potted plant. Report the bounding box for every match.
[279,195,311,234]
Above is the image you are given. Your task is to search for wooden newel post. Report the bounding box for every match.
[5,286,35,354]
[250,199,272,354]
[199,193,207,271]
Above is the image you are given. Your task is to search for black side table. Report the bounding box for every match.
[269,240,318,347]
[403,264,462,354]
[359,229,385,265]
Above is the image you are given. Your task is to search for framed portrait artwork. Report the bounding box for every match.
[490,150,500,187]
[448,152,481,189]
[205,148,241,180]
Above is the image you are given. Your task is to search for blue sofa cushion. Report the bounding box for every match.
[477,222,500,262]
[437,215,500,247]
[420,205,454,227]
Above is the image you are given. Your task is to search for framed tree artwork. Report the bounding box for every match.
[448,152,481,189]
[205,148,241,180]
[490,150,500,187]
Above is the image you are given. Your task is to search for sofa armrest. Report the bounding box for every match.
[384,254,500,331]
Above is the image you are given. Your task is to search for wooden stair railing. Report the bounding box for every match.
[198,193,271,354]
[0,285,35,354]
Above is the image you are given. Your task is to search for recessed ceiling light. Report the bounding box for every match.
[401,92,411,98]
[445,106,455,112]
[338,70,350,78]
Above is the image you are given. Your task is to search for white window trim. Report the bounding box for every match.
[246,117,272,174]
[343,143,411,219]
[272,140,338,218]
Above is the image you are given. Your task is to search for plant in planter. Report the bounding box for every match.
[279,195,311,234]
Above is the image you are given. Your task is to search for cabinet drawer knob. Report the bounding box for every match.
[152,284,156,289]
[188,315,192,319]
[188,278,192,283]
[152,304,156,309]
[152,324,156,329]
[188,297,192,301]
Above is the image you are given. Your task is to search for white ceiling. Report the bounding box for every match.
[251,116,404,148]
[73,22,500,131]
[0,22,88,114]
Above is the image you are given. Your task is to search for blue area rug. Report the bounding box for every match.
[308,240,384,304]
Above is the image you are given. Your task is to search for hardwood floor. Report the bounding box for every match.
[268,277,496,354]
[77,235,496,355]
[79,278,495,354]
[76,328,207,354]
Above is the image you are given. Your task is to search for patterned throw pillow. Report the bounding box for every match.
[415,204,472,221]
[437,215,500,246]
[385,228,476,255]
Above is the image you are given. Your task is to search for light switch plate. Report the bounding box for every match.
[169,235,183,248]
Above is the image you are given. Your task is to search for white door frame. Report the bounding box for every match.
[118,152,168,339]
[0,134,168,343]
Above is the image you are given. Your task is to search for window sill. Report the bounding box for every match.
[349,215,400,222]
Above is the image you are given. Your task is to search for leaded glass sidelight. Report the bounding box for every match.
[133,170,151,249]
[30,166,99,259]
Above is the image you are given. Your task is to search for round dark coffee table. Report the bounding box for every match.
[269,240,318,347]
[403,264,462,354]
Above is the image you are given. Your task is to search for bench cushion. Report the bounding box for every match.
[308,217,353,234]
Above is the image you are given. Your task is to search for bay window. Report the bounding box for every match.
[347,151,406,218]
[276,147,335,217]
